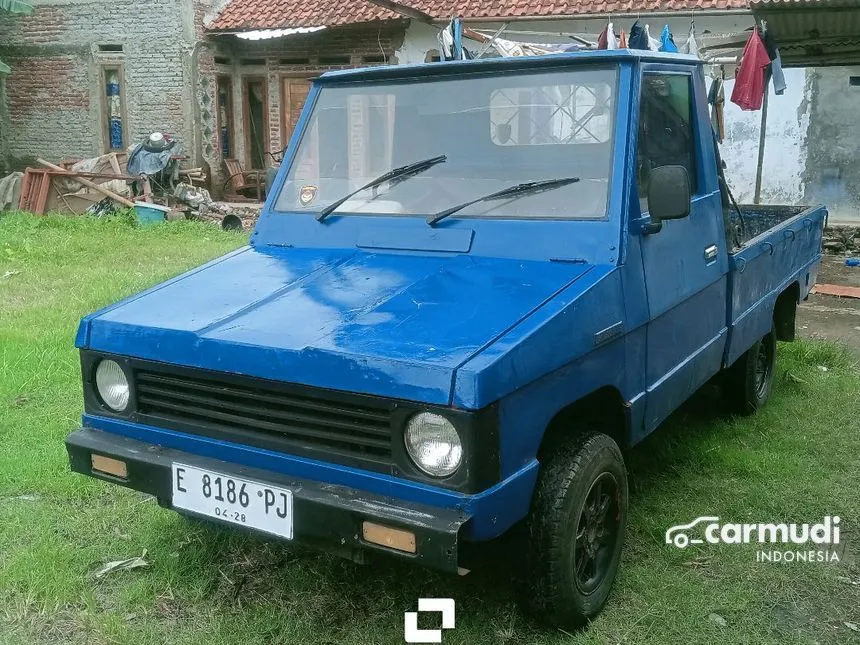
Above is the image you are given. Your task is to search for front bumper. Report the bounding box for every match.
[67,428,470,572]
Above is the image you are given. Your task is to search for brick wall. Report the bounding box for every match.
[0,0,198,171]
[0,5,407,190]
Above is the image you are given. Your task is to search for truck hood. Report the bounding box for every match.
[79,246,594,406]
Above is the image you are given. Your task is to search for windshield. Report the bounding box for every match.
[274,67,617,221]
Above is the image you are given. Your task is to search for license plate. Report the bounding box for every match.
[171,463,293,539]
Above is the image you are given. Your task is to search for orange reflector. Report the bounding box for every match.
[362,521,416,554]
[91,454,128,479]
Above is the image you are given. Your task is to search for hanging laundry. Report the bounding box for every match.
[618,29,628,49]
[645,25,661,52]
[659,25,678,53]
[598,22,618,50]
[708,76,725,143]
[436,18,472,61]
[437,27,453,59]
[760,26,786,95]
[628,21,649,50]
[491,37,586,57]
[730,29,771,111]
[607,23,618,49]
[770,52,786,95]
[681,24,700,57]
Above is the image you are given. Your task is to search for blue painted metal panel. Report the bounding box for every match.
[453,266,620,409]
[356,226,474,253]
[725,206,825,366]
[646,328,727,428]
[75,247,251,348]
[643,278,728,388]
[632,64,729,432]
[83,246,591,406]
[497,336,630,478]
[82,414,537,540]
[253,211,621,265]
[315,49,701,85]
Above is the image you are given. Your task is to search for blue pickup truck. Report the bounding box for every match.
[67,50,825,628]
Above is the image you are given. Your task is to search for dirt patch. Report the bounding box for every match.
[798,255,860,359]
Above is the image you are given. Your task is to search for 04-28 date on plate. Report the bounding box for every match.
[171,463,293,539]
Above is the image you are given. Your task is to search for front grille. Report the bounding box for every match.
[134,370,394,461]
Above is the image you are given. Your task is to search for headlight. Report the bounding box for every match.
[95,360,130,412]
[404,412,462,477]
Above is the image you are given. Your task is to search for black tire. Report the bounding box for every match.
[518,432,628,630]
[724,324,777,414]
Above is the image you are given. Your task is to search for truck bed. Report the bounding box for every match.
[723,204,827,367]
[729,204,812,247]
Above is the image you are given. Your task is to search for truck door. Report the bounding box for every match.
[636,69,729,430]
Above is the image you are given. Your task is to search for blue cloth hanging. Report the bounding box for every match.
[109,117,123,149]
[452,17,463,60]
[221,127,230,157]
[659,25,678,53]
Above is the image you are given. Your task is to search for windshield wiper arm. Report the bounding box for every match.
[316,154,447,222]
[426,177,580,226]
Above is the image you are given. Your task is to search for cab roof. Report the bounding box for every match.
[317,49,702,84]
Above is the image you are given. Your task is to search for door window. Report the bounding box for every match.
[637,74,697,208]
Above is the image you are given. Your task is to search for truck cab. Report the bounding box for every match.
[67,50,825,629]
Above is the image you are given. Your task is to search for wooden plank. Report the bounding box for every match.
[37,159,136,208]
[34,172,51,215]
[810,284,860,299]
[224,158,248,191]
[18,169,33,210]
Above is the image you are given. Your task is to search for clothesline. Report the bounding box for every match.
[459,18,784,110]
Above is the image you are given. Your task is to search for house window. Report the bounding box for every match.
[490,83,612,146]
[217,76,233,158]
[102,66,126,151]
[489,81,613,146]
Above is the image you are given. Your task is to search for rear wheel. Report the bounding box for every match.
[518,432,628,630]
[724,325,777,414]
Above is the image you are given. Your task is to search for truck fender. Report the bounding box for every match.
[773,282,800,342]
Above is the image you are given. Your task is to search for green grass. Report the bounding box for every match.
[1,212,858,645]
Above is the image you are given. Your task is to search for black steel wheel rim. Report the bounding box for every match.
[573,472,620,595]
[754,338,773,397]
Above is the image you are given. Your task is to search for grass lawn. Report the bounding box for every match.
[0,212,858,645]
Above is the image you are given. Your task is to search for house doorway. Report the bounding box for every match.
[243,77,269,169]
[281,77,312,151]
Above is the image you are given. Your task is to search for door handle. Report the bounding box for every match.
[704,245,718,261]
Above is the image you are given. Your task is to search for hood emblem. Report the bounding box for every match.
[299,185,318,206]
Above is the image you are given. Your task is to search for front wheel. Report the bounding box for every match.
[723,325,777,414]
[518,432,628,630]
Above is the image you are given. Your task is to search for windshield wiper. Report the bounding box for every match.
[316,154,447,222]
[427,177,580,226]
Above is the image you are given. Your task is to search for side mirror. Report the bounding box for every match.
[643,165,691,234]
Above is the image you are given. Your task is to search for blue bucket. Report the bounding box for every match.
[133,201,170,224]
